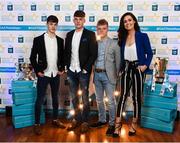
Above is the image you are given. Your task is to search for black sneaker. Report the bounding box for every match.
[106,125,115,136]
[90,121,107,128]
[33,124,42,136]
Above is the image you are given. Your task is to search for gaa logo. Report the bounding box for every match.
[54,4,60,11]
[7,2,13,11]
[18,14,24,22]
[18,36,24,43]
[31,3,36,11]
[103,4,109,11]
[41,15,47,22]
[152,49,156,55]
[78,4,84,11]
[65,16,71,22]
[161,37,167,44]
[89,16,95,22]
[8,46,13,53]
[162,15,168,22]
[172,49,178,55]
[127,3,133,11]
[138,16,144,22]
[174,3,180,11]
[152,3,158,11]
[113,16,119,22]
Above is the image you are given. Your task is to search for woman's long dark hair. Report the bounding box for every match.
[118,12,140,46]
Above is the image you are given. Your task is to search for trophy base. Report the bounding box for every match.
[155,77,164,84]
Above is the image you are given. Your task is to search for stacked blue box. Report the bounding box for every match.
[11,80,45,128]
[141,82,177,133]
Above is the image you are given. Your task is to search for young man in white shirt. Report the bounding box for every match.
[30,15,65,135]
[64,10,98,133]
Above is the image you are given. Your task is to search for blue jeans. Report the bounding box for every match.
[94,72,116,126]
[67,70,90,123]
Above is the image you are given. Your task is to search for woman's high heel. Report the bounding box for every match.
[113,122,122,137]
[128,121,137,136]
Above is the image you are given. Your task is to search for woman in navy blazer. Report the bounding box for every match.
[113,12,153,137]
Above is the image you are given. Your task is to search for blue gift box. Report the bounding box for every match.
[141,116,174,133]
[12,97,36,106]
[143,95,177,110]
[12,88,37,105]
[12,80,34,88]
[12,113,45,128]
[11,80,35,93]
[144,82,177,98]
[12,103,35,116]
[141,106,176,122]
[12,103,44,116]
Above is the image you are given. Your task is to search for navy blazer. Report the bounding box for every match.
[120,31,153,72]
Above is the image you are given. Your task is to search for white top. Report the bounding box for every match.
[124,43,138,61]
[69,29,83,72]
[44,33,58,77]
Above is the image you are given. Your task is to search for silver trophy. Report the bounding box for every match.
[20,63,35,80]
[14,62,22,80]
[154,57,168,83]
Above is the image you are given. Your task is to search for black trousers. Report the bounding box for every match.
[35,75,60,124]
[116,60,144,120]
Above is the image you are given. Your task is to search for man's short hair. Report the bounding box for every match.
[47,15,58,23]
[97,19,108,26]
[73,10,85,17]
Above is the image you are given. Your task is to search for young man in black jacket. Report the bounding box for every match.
[64,10,98,133]
[30,15,66,135]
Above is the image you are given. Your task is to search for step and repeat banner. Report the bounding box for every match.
[0,0,180,110]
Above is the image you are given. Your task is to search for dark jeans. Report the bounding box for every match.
[67,70,90,123]
[35,75,60,124]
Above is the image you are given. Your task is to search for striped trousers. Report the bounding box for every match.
[116,60,145,120]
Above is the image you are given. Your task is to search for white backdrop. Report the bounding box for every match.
[0,0,179,111]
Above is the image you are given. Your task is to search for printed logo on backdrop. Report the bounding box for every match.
[65,15,71,22]
[41,14,47,22]
[152,2,158,11]
[138,15,144,22]
[103,3,109,11]
[172,48,178,56]
[89,15,95,22]
[8,45,13,53]
[18,35,24,43]
[79,3,84,11]
[174,3,180,11]
[54,3,60,11]
[161,36,167,44]
[31,2,36,11]
[18,14,24,22]
[162,14,169,22]
[113,16,119,22]
[152,49,156,55]
[7,2,13,11]
[127,2,133,11]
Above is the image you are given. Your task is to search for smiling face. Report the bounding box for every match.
[73,16,85,30]
[123,15,136,31]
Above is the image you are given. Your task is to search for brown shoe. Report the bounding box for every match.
[67,119,80,131]
[81,122,89,133]
[34,124,42,135]
[52,119,66,129]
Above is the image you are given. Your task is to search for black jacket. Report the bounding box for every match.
[64,28,98,73]
[30,33,64,75]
